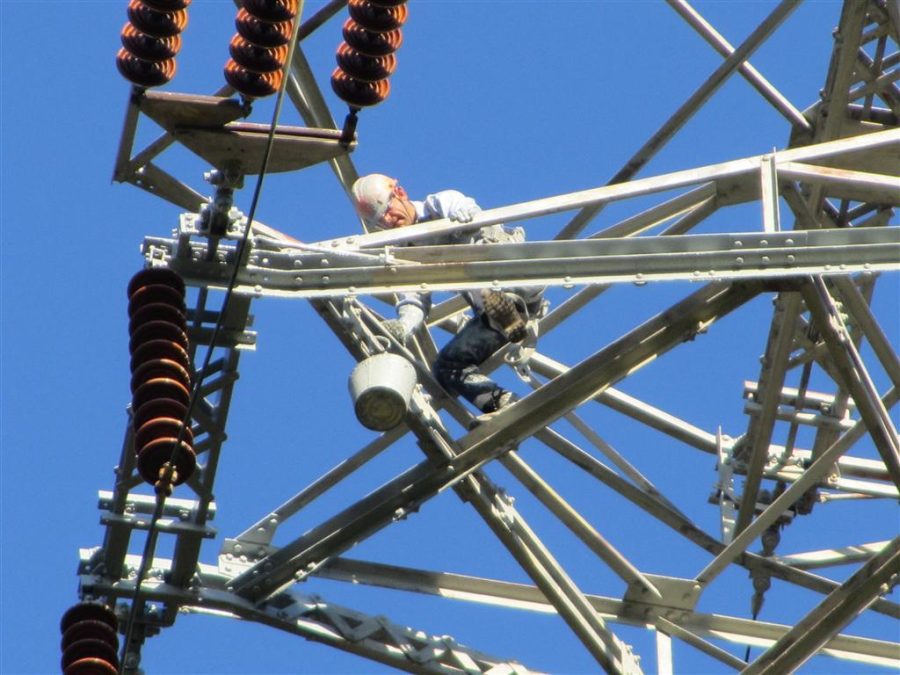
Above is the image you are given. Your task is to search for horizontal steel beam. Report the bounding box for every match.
[147,227,900,299]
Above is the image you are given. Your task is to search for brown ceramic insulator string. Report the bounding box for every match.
[119,1,306,664]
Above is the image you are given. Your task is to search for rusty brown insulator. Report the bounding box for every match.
[331,68,390,108]
[130,339,191,374]
[128,285,186,320]
[61,620,118,652]
[129,301,187,335]
[130,358,192,395]
[61,639,119,674]
[235,8,292,47]
[229,35,289,74]
[242,0,299,22]
[136,437,196,486]
[132,377,192,411]
[225,59,283,98]
[60,604,118,634]
[64,658,119,675]
[117,49,177,88]
[141,0,191,10]
[336,42,396,82]
[133,397,189,432]
[121,22,182,61]
[127,0,188,38]
[135,416,194,454]
[129,320,189,354]
[341,18,402,57]
[348,0,407,32]
[127,267,186,298]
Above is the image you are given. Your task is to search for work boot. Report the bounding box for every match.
[481,290,527,343]
[469,391,518,428]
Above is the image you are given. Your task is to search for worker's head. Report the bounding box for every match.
[351,173,417,230]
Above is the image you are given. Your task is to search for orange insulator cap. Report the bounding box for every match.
[342,18,402,56]
[348,0,407,32]
[224,59,284,98]
[331,68,390,107]
[116,48,177,88]
[121,22,182,61]
[229,35,289,73]
[235,8,292,47]
[336,42,396,82]
[127,0,188,38]
[242,0,299,23]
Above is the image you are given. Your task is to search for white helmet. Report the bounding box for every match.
[351,173,396,229]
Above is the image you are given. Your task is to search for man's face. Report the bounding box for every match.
[378,184,417,229]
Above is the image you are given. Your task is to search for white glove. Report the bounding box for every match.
[449,204,481,224]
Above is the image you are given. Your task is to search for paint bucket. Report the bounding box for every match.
[348,353,416,431]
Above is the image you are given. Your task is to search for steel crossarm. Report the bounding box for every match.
[312,128,900,252]
[147,227,899,299]
[313,558,900,669]
[80,555,541,675]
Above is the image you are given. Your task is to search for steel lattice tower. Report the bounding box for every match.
[69,1,899,673]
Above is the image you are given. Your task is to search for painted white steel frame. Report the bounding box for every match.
[80,1,900,674]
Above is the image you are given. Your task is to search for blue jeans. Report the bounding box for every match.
[434,313,508,413]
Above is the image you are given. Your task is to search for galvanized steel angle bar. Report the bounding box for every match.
[742,536,900,674]
[799,277,900,486]
[733,292,803,536]
[555,0,802,240]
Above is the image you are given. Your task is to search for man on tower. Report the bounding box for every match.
[351,173,546,417]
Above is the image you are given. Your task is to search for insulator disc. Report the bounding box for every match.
[64,657,120,675]
[235,9,292,47]
[60,604,118,634]
[342,19,402,57]
[229,35,288,73]
[141,0,191,10]
[128,284,186,319]
[61,639,119,671]
[336,43,396,82]
[127,0,188,38]
[224,59,282,98]
[121,23,181,61]
[241,0,298,23]
[368,0,406,6]
[132,376,191,410]
[129,320,189,354]
[348,0,407,32]
[116,49,176,88]
[129,303,187,338]
[61,621,118,651]
[133,397,189,432]
[128,267,185,298]
[130,339,191,374]
[135,417,194,453]
[331,68,390,107]
[130,358,192,394]
[136,437,196,486]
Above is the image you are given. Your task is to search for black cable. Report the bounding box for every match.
[119,2,307,665]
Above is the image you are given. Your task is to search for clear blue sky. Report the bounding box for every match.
[1,1,896,674]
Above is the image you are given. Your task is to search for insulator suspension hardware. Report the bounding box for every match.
[331,1,407,143]
[116,0,190,89]
[127,268,196,489]
[224,0,299,100]
[59,603,119,675]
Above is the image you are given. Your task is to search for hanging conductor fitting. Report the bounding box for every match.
[116,0,191,89]
[331,0,407,143]
[127,268,196,491]
[224,0,300,100]
[59,602,120,675]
